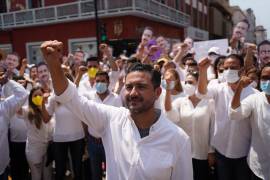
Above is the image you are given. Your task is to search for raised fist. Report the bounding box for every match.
[40,40,63,64]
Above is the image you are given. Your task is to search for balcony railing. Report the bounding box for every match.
[0,0,190,29]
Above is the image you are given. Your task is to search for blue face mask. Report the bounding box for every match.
[260,80,270,95]
[95,82,108,94]
[161,80,175,90]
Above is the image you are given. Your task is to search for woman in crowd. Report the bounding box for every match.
[17,86,54,180]
[156,68,185,111]
[165,71,215,180]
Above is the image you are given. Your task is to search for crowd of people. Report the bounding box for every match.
[0,18,270,180]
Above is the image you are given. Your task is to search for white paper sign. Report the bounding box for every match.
[193,39,229,62]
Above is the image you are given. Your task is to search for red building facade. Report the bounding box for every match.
[0,0,209,64]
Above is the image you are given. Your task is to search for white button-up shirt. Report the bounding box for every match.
[0,80,28,174]
[166,97,215,160]
[55,81,193,180]
[197,82,257,158]
[230,92,270,179]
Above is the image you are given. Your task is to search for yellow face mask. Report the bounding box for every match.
[87,67,98,78]
[32,95,43,106]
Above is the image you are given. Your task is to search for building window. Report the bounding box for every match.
[26,42,43,65]
[27,0,44,9]
[0,44,12,54]
[68,38,97,60]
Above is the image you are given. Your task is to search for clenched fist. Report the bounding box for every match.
[40,40,63,65]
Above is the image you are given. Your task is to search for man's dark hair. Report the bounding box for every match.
[86,56,99,63]
[95,71,109,81]
[225,54,244,67]
[37,61,48,69]
[239,19,250,29]
[258,40,270,52]
[126,63,161,89]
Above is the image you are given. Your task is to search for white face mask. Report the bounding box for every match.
[184,84,196,96]
[224,69,240,83]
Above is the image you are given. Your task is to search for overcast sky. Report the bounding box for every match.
[230,0,269,38]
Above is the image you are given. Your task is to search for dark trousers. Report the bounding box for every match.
[215,150,252,180]
[192,159,209,180]
[9,142,29,180]
[87,135,106,180]
[54,138,85,180]
[0,168,8,180]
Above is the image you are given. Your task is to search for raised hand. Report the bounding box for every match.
[238,76,253,89]
[198,57,211,71]
[40,40,63,65]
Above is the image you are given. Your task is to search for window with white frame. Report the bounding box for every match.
[68,38,97,61]
[0,44,13,54]
[26,42,43,65]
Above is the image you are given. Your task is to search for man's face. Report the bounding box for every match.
[87,61,99,69]
[261,67,270,82]
[141,29,153,44]
[184,38,193,49]
[30,67,38,80]
[124,71,161,114]
[233,22,249,39]
[157,37,166,49]
[259,44,270,65]
[95,74,109,89]
[37,65,50,83]
[223,57,241,71]
[5,54,19,71]
[74,52,84,64]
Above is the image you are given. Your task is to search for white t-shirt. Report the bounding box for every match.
[230,92,270,179]
[9,114,27,142]
[18,107,54,164]
[47,96,85,142]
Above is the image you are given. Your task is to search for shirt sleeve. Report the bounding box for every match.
[208,99,215,153]
[0,80,28,119]
[46,96,57,116]
[229,95,253,121]
[196,82,218,100]
[165,98,181,124]
[171,135,193,180]
[55,80,121,137]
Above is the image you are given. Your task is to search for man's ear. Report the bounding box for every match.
[155,86,162,100]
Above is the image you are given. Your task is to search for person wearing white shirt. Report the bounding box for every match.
[197,54,257,180]
[17,86,54,180]
[156,68,185,111]
[45,74,85,180]
[78,46,120,94]
[83,71,122,180]
[0,63,28,180]
[5,77,30,180]
[230,64,270,180]
[165,71,215,180]
[40,40,193,180]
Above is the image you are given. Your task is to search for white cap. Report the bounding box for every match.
[208,47,220,55]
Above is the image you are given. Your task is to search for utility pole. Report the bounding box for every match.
[94,0,100,57]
